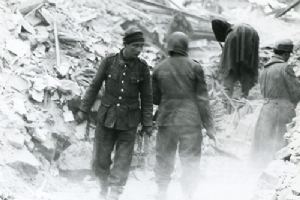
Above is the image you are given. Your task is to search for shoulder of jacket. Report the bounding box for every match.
[137,57,149,66]
[105,53,118,60]
[98,53,117,65]
[285,64,296,77]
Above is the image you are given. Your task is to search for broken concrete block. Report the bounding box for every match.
[32,128,48,143]
[286,194,300,200]
[36,7,54,25]
[75,121,87,140]
[33,138,56,161]
[51,91,60,101]
[13,98,27,116]
[63,109,74,122]
[16,10,36,34]
[6,149,40,175]
[18,0,45,15]
[7,132,25,149]
[57,80,81,96]
[58,141,92,171]
[58,31,83,43]
[277,189,293,200]
[25,11,42,26]
[259,160,289,189]
[287,121,296,132]
[6,38,31,57]
[276,146,292,161]
[291,176,300,196]
[56,61,70,77]
[25,140,35,152]
[290,154,300,164]
[0,73,29,93]
[35,26,49,43]
[29,89,44,102]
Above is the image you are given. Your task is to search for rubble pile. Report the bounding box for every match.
[0,0,169,198]
[251,31,300,200]
[0,0,300,199]
[252,103,300,200]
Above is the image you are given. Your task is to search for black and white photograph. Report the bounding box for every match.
[0,0,300,200]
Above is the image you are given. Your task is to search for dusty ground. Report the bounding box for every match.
[1,1,300,200]
[6,109,263,200]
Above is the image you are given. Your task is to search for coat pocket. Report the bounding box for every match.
[97,103,111,125]
[128,103,141,128]
[130,72,144,84]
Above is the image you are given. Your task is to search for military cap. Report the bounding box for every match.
[123,26,145,45]
[274,39,294,52]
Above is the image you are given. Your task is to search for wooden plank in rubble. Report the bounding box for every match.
[132,0,210,22]
[276,0,300,18]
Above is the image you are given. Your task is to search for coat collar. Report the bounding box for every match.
[118,49,138,67]
[264,54,286,68]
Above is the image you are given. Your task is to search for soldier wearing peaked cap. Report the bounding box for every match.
[252,39,300,166]
[76,26,153,200]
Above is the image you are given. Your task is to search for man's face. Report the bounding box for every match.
[283,52,291,62]
[124,43,144,58]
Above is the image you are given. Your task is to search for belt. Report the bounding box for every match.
[264,98,293,105]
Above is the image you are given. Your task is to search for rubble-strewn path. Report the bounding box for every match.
[26,120,263,200]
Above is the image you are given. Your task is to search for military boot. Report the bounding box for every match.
[155,184,168,200]
[100,185,109,199]
[106,186,123,200]
[99,180,109,199]
[156,190,167,200]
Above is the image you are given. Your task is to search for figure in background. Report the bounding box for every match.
[252,39,300,166]
[165,13,193,41]
[212,19,259,113]
[152,32,216,200]
[76,27,153,200]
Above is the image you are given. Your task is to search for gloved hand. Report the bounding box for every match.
[75,111,88,124]
[140,126,153,137]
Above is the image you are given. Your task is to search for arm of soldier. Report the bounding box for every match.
[139,63,153,132]
[195,64,216,140]
[152,68,161,105]
[79,57,108,114]
[284,65,300,104]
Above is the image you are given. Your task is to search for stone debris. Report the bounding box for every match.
[254,103,300,200]
[0,0,300,199]
[57,141,92,172]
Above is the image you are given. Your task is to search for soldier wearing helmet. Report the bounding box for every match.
[252,39,300,166]
[152,32,216,200]
[76,27,153,200]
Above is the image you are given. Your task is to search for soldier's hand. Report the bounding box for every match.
[206,127,217,146]
[75,111,87,124]
[141,126,153,137]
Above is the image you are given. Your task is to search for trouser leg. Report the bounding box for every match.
[239,63,257,98]
[155,126,178,199]
[107,128,137,199]
[223,71,236,114]
[93,125,116,197]
[178,126,202,198]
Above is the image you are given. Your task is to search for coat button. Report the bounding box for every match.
[117,103,120,107]
[108,74,112,78]
[121,89,124,92]
[124,65,127,68]
[119,96,122,100]
[123,72,126,76]
[121,80,124,84]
